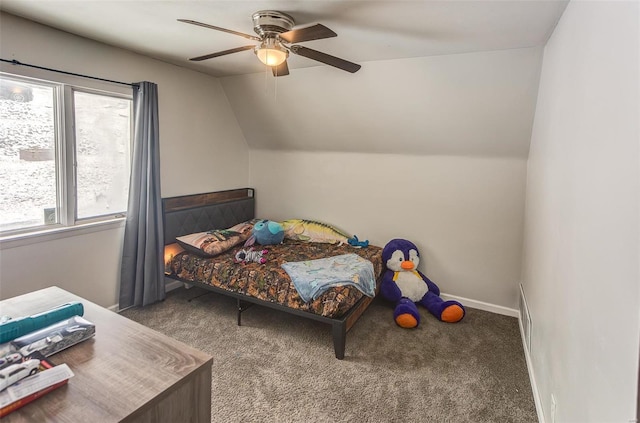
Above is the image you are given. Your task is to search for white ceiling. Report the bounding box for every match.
[0,0,568,78]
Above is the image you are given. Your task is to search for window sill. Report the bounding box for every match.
[0,218,126,250]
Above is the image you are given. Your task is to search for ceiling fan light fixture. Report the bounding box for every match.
[180,12,361,74]
[255,39,288,66]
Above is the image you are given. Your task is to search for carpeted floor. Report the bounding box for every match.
[120,286,537,422]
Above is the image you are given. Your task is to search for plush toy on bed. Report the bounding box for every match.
[381,239,465,328]
[280,219,369,247]
[244,219,284,246]
[234,248,268,264]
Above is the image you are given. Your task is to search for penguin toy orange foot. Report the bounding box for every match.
[381,239,465,328]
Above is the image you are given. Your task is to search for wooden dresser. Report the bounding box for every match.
[0,287,212,422]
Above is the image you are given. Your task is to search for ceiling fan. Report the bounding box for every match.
[178,10,361,77]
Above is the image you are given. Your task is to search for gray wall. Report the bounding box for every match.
[522,1,640,421]
[0,12,543,313]
[224,47,543,311]
[250,151,527,311]
[0,13,250,307]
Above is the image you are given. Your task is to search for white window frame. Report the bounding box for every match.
[0,72,133,248]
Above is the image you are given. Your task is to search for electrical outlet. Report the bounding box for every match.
[550,394,557,423]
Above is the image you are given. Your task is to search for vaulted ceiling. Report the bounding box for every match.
[1,1,567,78]
[0,1,568,158]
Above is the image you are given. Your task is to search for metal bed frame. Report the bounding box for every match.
[162,188,378,359]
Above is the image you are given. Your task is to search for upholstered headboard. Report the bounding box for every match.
[162,188,255,245]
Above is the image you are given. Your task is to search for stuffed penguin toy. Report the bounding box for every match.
[381,238,465,328]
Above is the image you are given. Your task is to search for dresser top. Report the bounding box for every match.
[0,286,212,422]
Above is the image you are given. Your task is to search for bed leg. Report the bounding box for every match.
[237,299,254,326]
[332,323,346,360]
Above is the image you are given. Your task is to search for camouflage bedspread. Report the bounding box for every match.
[167,239,383,318]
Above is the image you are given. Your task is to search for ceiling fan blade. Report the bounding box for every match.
[189,46,255,62]
[279,24,337,44]
[289,45,361,73]
[272,60,289,77]
[178,19,261,41]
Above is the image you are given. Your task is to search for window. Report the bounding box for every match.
[0,73,132,236]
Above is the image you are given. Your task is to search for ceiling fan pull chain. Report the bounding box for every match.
[274,67,278,102]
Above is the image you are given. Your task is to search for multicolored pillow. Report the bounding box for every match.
[176,220,258,257]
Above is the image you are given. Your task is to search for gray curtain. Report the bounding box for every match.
[119,81,164,309]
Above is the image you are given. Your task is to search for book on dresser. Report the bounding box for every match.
[0,352,74,418]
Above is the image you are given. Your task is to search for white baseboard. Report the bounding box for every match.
[440,292,519,317]
[165,279,183,292]
[114,286,519,318]
[519,307,544,423]
[110,279,186,313]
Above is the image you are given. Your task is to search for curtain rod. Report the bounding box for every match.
[0,58,138,88]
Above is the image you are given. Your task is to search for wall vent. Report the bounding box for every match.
[519,284,532,353]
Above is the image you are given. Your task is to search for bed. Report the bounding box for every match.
[162,188,383,359]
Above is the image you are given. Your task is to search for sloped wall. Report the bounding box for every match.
[221,47,542,158]
[224,48,543,310]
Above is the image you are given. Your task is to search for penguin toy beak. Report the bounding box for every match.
[401,260,414,270]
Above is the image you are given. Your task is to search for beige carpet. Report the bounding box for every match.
[121,286,537,422]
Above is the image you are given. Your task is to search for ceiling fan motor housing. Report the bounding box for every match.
[252,10,295,37]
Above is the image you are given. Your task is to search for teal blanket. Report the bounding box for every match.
[281,254,376,302]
